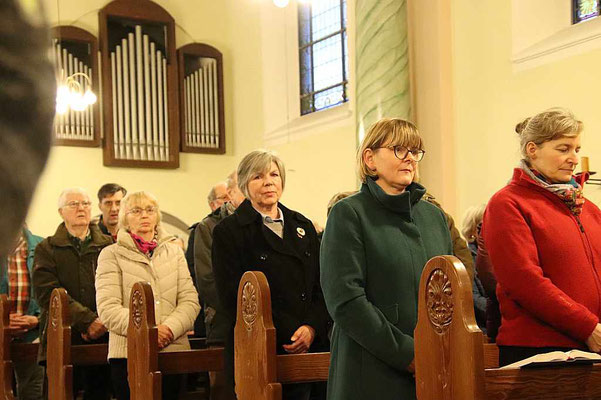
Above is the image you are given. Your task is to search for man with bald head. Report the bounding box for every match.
[207,182,230,212]
[33,188,112,400]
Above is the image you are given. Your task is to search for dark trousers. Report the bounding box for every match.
[110,358,181,400]
[73,364,112,400]
[498,345,575,367]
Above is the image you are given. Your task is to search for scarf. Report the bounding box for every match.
[519,159,585,216]
[129,231,158,255]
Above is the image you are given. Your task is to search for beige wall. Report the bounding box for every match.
[409,0,601,231]
[29,0,265,236]
[452,0,601,224]
[33,0,599,237]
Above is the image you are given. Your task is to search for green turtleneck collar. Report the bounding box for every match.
[362,176,426,217]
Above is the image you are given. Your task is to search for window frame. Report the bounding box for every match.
[572,0,601,24]
[298,0,348,116]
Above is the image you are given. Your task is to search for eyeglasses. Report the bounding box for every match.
[64,201,92,209]
[128,206,157,216]
[380,145,426,162]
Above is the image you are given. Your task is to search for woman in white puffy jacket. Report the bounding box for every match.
[95,191,200,400]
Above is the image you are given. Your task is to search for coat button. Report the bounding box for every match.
[305,251,311,257]
[300,292,307,301]
[260,254,267,261]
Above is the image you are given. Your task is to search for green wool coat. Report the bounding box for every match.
[320,178,453,400]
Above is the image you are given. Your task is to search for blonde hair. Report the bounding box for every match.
[326,191,357,217]
[237,150,286,198]
[516,108,583,159]
[357,118,424,182]
[461,204,486,242]
[118,191,162,231]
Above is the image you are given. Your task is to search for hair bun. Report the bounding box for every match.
[515,117,530,135]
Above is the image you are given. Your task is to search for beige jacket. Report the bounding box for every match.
[95,227,200,359]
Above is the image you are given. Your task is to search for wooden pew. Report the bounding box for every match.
[415,255,601,400]
[46,288,109,400]
[127,281,223,400]
[0,294,39,400]
[234,271,330,400]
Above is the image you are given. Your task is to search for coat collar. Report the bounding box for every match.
[235,199,310,260]
[49,222,112,249]
[363,177,426,217]
[115,225,175,261]
[235,199,309,226]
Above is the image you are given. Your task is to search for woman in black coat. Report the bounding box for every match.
[212,150,330,400]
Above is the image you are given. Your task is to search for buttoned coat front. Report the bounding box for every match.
[320,179,453,400]
[95,227,200,359]
[212,200,330,387]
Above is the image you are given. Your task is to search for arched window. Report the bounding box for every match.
[298,0,348,115]
[573,0,601,24]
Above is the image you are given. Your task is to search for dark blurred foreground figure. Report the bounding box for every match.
[0,0,55,258]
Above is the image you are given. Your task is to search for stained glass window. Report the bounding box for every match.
[573,0,601,24]
[298,0,348,115]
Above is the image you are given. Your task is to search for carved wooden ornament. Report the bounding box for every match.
[426,268,453,333]
[131,288,144,329]
[241,282,257,329]
[50,294,60,329]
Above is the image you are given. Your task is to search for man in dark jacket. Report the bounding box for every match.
[96,183,127,240]
[33,188,112,400]
[194,172,245,400]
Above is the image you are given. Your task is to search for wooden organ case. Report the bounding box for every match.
[52,26,101,147]
[178,43,225,154]
[99,0,181,168]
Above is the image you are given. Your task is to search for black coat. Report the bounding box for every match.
[212,199,330,351]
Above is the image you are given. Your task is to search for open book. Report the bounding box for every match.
[500,350,601,369]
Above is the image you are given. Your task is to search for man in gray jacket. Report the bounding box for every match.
[194,172,244,400]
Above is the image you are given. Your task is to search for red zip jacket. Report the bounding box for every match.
[482,168,601,348]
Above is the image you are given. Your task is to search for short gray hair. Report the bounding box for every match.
[226,170,237,190]
[237,150,286,198]
[207,182,226,203]
[58,187,90,208]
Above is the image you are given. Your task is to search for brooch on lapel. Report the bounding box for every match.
[296,227,305,238]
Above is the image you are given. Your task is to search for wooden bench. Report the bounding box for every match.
[234,271,330,400]
[415,255,601,400]
[127,281,223,400]
[46,288,109,400]
[0,294,39,399]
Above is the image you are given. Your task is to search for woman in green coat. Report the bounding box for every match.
[320,118,453,400]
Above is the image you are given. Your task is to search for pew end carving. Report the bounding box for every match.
[47,288,74,400]
[234,271,281,400]
[416,255,601,400]
[128,281,162,400]
[234,271,329,400]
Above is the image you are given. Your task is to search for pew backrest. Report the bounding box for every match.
[234,271,330,400]
[414,255,601,400]
[234,271,281,400]
[127,281,162,400]
[46,288,109,400]
[47,288,73,400]
[127,281,224,400]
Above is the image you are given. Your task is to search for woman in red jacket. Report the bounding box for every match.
[483,108,601,366]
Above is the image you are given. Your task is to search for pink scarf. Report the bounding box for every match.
[129,232,158,255]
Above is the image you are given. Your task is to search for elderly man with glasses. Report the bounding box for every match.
[33,187,112,400]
